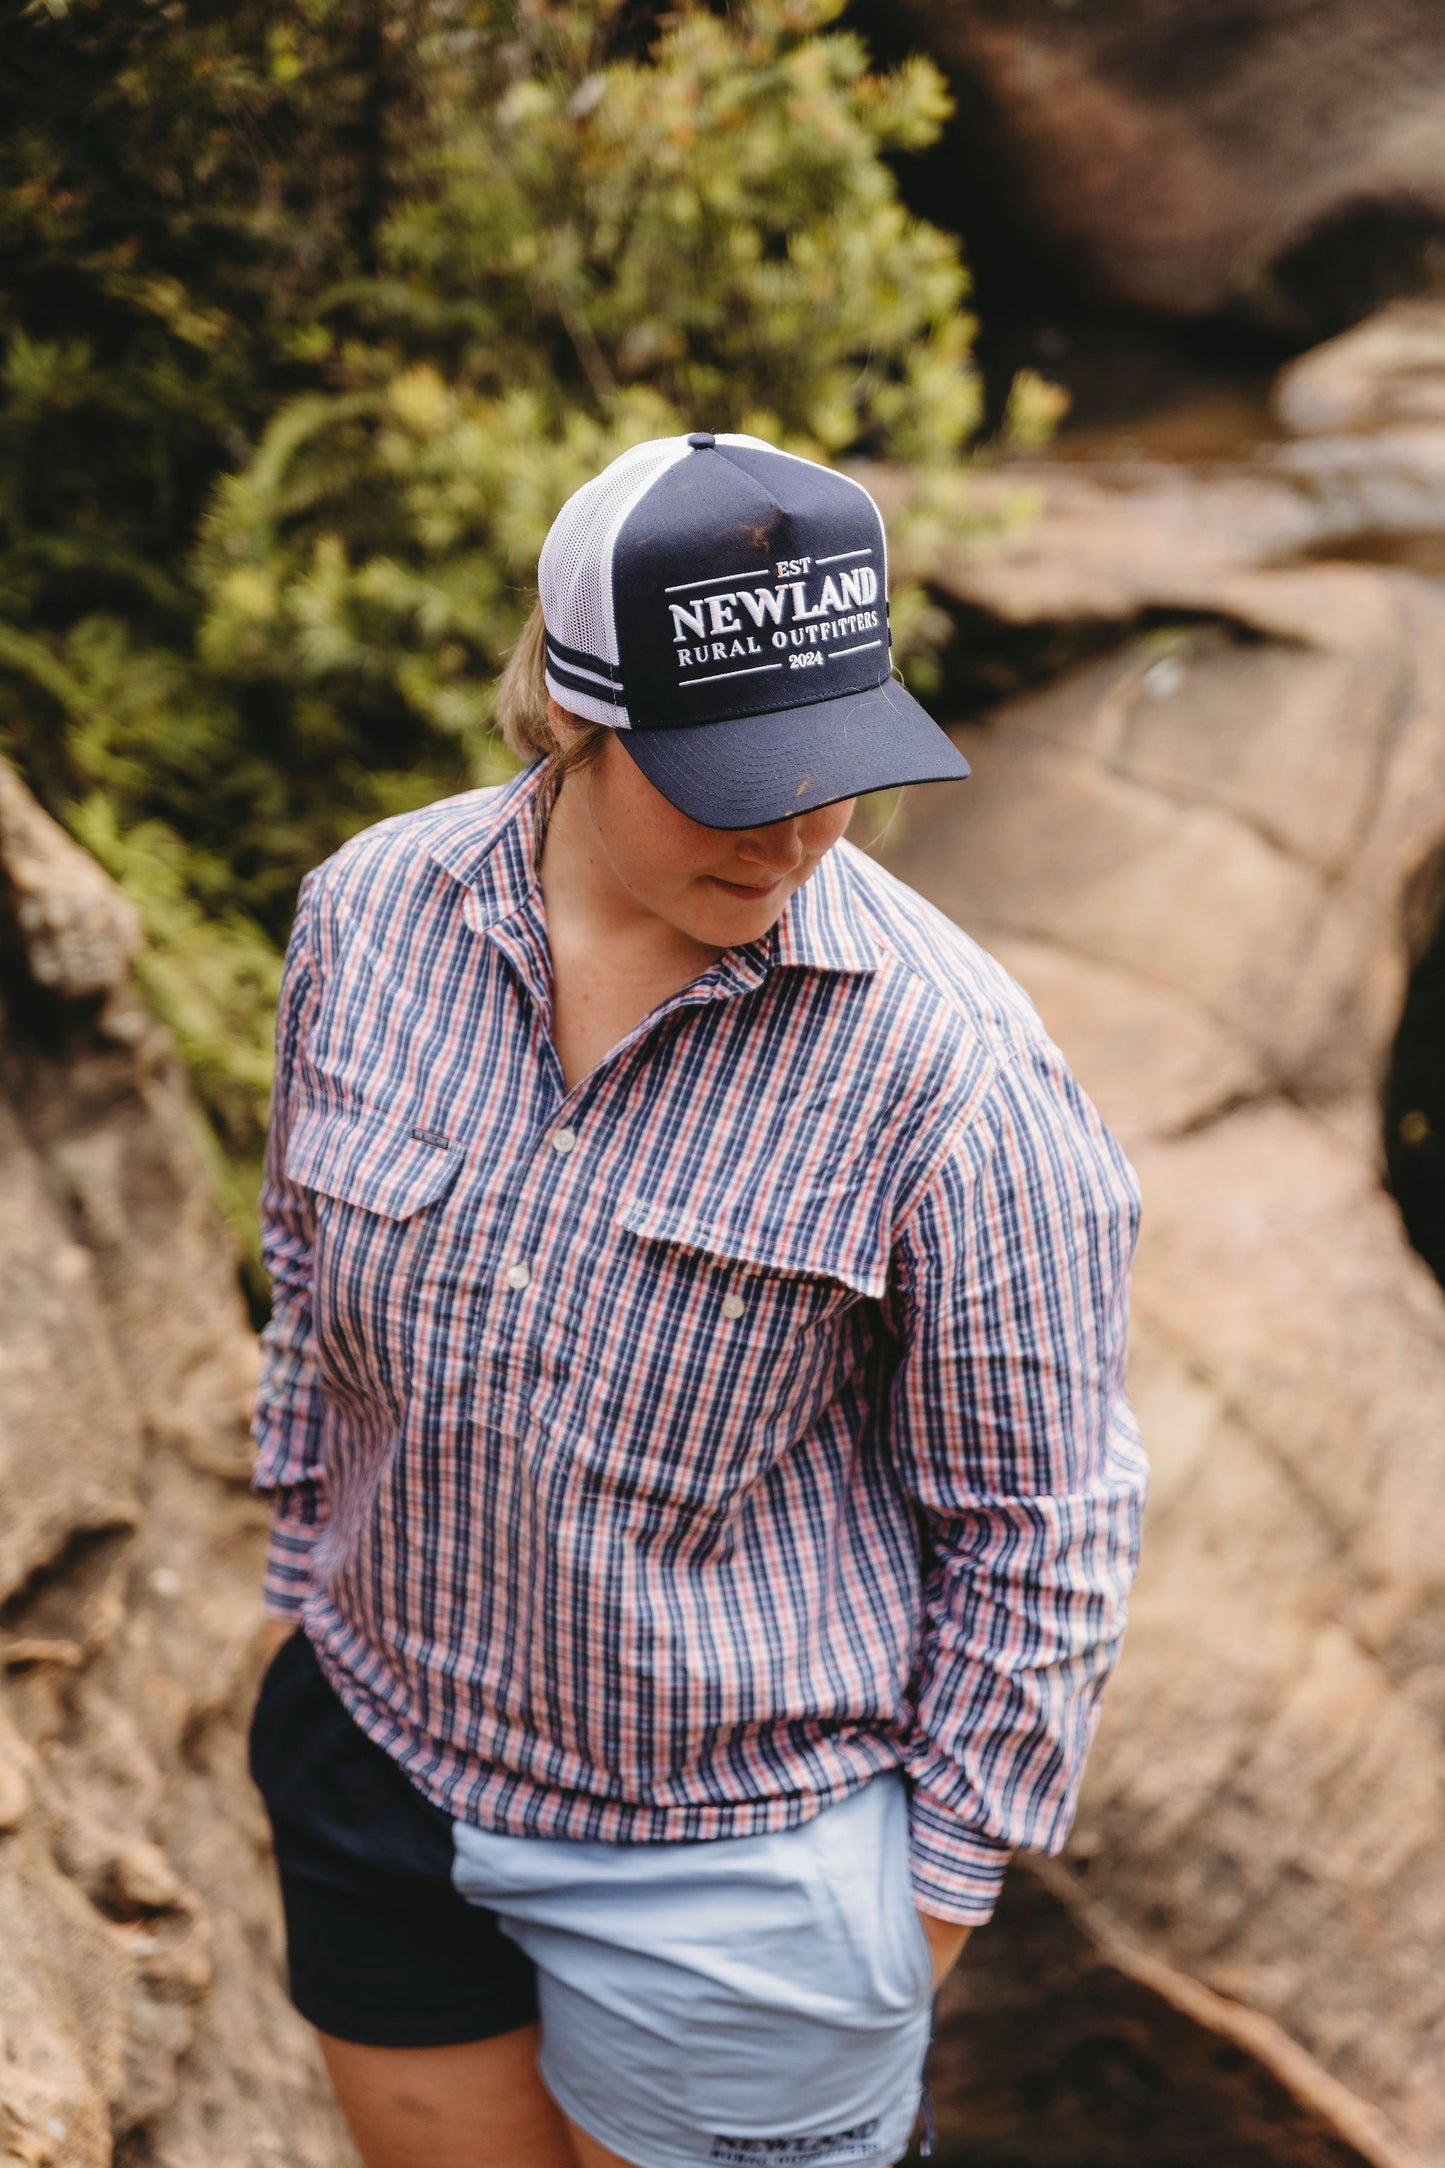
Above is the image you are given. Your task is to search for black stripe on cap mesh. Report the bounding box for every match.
[544,629,624,687]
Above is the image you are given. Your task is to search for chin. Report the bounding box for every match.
[692,898,786,947]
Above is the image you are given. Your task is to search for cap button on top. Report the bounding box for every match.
[721,1292,745,1320]
[685,430,715,449]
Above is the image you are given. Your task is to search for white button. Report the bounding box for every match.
[721,1292,745,1320]
[551,1127,578,1155]
[504,1262,532,1291]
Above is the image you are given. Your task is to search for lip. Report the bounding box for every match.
[709,874,785,899]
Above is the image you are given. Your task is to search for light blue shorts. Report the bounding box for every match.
[450,1772,935,2168]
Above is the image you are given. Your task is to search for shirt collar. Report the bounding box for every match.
[427,755,877,976]
[770,838,878,977]
[425,757,550,922]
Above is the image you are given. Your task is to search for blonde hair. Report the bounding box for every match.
[496,598,610,792]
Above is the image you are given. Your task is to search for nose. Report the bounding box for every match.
[735,816,807,875]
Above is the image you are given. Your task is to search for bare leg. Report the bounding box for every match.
[315,2022,576,2168]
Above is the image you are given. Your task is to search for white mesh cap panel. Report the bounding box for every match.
[539,436,693,729]
[539,660,627,733]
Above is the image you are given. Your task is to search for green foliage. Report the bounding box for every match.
[0,0,997,1290]
[198,0,980,771]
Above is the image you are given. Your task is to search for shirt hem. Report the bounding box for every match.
[305,1606,908,1846]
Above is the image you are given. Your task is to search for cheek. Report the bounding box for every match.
[806,802,856,853]
[593,757,701,892]
[644,844,708,902]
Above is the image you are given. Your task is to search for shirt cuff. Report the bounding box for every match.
[907,1788,1014,1924]
[261,1482,327,1622]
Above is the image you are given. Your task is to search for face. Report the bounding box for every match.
[549,703,855,950]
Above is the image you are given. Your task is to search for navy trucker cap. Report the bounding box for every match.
[537,430,969,829]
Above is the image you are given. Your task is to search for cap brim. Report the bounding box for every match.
[614,675,969,829]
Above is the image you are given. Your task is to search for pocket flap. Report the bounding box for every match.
[283,1103,463,1219]
[613,1196,888,1301]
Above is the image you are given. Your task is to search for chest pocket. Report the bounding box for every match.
[527,1196,887,1528]
[284,1103,464,1405]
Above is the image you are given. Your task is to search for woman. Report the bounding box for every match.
[248,431,1146,2168]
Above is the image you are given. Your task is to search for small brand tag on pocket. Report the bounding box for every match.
[409,1125,451,1150]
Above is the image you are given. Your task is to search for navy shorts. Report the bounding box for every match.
[247,1627,538,2047]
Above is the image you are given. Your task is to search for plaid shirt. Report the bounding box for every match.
[252,758,1145,1924]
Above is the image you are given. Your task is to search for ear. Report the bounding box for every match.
[547,697,585,747]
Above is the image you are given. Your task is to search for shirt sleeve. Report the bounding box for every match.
[888,1036,1147,1925]
[250,869,328,1622]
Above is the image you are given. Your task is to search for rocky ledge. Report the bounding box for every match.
[0,765,352,2167]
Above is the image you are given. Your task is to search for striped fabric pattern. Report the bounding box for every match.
[252,759,1146,1924]
[542,628,628,717]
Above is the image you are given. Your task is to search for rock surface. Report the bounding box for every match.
[0,766,353,2168]
[875,406,1445,2161]
[880,0,1445,330]
[1274,303,1445,437]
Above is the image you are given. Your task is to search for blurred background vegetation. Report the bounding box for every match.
[0,0,1063,1290]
